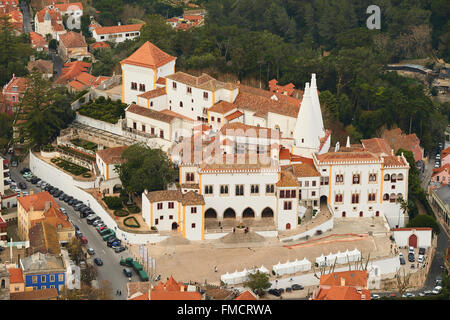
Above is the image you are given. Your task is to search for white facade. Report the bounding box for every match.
[93,27,141,43]
[392,228,432,248]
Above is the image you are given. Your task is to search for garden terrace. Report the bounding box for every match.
[69,122,136,146]
[50,157,93,178]
[77,96,127,124]
[57,145,96,162]
[70,138,98,151]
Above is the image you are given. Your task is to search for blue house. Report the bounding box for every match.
[20,252,66,294]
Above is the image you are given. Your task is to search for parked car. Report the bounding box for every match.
[389,293,396,298]
[68,199,75,206]
[44,185,52,191]
[399,257,406,265]
[87,248,95,255]
[268,289,281,297]
[417,255,424,263]
[371,294,380,299]
[73,224,79,231]
[80,236,88,244]
[54,190,63,197]
[408,253,415,262]
[432,286,442,295]
[123,268,132,277]
[103,234,116,241]
[423,290,432,296]
[18,182,26,189]
[36,181,43,188]
[63,195,72,202]
[115,246,126,253]
[436,277,442,286]
[291,284,304,290]
[107,238,121,247]
[60,208,67,215]
[96,226,108,233]
[419,247,425,255]
[94,258,103,266]
[92,219,103,227]
[408,246,415,254]
[75,230,83,238]
[22,191,29,196]
[59,193,66,201]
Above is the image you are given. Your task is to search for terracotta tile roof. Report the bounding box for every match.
[68,80,87,91]
[381,128,423,162]
[234,290,258,300]
[36,8,62,23]
[279,148,290,160]
[10,288,58,300]
[290,154,314,164]
[442,146,450,159]
[17,191,59,212]
[361,138,392,155]
[208,101,236,114]
[137,87,166,99]
[181,190,204,206]
[59,31,86,48]
[126,104,175,123]
[194,124,211,132]
[276,169,299,187]
[130,292,149,300]
[94,23,143,35]
[316,151,380,164]
[146,190,182,203]
[383,155,409,167]
[89,41,110,50]
[73,72,109,87]
[8,268,24,284]
[175,23,193,31]
[315,286,371,300]
[432,163,450,176]
[29,31,48,48]
[96,146,128,164]
[51,19,65,31]
[167,17,178,23]
[320,270,368,288]
[200,154,278,172]
[150,290,202,300]
[120,41,176,69]
[28,59,53,74]
[225,110,243,121]
[234,84,300,118]
[3,75,28,93]
[42,205,73,228]
[55,61,90,84]
[221,138,233,146]
[184,15,203,21]
[291,163,321,177]
[181,183,199,189]
[28,221,61,255]
[156,77,166,85]
[166,72,238,92]
[160,109,194,122]
[53,2,83,11]
[392,227,432,231]
[219,122,280,139]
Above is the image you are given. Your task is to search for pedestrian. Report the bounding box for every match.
[214,266,218,273]
[233,228,235,233]
[119,290,122,296]
[116,289,118,295]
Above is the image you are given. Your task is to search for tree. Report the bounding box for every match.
[115,143,176,196]
[16,70,75,149]
[396,268,412,298]
[81,263,98,284]
[408,215,440,235]
[66,237,84,264]
[243,271,271,297]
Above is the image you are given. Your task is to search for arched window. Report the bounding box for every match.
[180,101,183,107]
[383,193,389,201]
[376,211,380,217]
[384,174,390,181]
[397,193,403,200]
[1,279,5,289]
[390,193,396,203]
[391,174,397,183]
[359,211,363,217]
[397,173,404,181]
[342,211,346,217]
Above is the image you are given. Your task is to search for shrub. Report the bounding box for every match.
[127,205,140,214]
[123,216,140,228]
[114,210,129,217]
[298,217,301,225]
[103,196,123,210]
[151,226,157,231]
[82,173,91,178]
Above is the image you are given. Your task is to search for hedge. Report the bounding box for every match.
[51,158,89,176]
[103,196,123,210]
[114,210,129,217]
[127,205,140,214]
[123,216,140,228]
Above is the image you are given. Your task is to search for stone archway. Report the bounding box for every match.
[205,208,217,219]
[261,207,274,218]
[223,208,236,219]
[408,234,418,248]
[242,207,255,218]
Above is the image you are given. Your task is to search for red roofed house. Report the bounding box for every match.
[268,79,296,97]
[149,276,203,300]
[89,41,110,51]
[58,31,91,62]
[8,267,25,293]
[234,290,258,300]
[2,74,28,115]
[96,146,128,194]
[55,60,91,85]
[0,5,23,34]
[312,270,371,300]
[34,7,66,40]
[431,163,450,186]
[29,31,48,51]
[121,41,176,104]
[68,72,110,92]
[381,128,424,162]
[92,23,143,43]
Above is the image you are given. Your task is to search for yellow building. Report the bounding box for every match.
[8,268,25,294]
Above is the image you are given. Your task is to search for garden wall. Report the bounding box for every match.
[30,152,167,244]
[281,218,334,242]
[76,114,124,136]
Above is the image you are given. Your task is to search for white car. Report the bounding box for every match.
[399,252,404,258]
[371,294,380,299]
[22,191,29,196]
[417,255,424,263]
[60,208,67,215]
[432,286,442,295]
[408,246,414,254]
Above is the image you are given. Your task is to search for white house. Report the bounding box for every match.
[392,227,432,248]
[120,41,176,105]
[52,2,83,30]
[34,8,66,40]
[96,146,128,194]
[92,23,143,43]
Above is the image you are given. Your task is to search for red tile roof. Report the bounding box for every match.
[59,31,87,48]
[276,169,299,187]
[316,151,380,164]
[279,148,290,160]
[137,87,166,99]
[383,155,409,167]
[150,290,202,300]
[225,110,243,121]
[53,2,83,11]
[219,122,280,139]
[361,138,392,155]
[433,163,450,175]
[89,41,110,50]
[28,59,53,74]
[96,146,128,164]
[93,23,143,35]
[160,109,194,122]
[3,75,28,94]
[382,128,423,162]
[36,8,62,23]
[234,290,258,300]
[442,146,450,159]
[10,288,58,300]
[8,268,24,283]
[315,286,371,300]
[17,191,59,212]
[208,101,236,114]
[156,77,166,85]
[55,60,90,84]
[121,41,176,69]
[184,15,203,21]
[291,163,321,177]
[320,271,368,288]
[29,31,48,49]
[130,292,149,300]
[126,104,175,123]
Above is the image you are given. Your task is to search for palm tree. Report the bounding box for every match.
[396,196,409,227]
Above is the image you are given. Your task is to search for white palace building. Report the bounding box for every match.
[119,41,410,241]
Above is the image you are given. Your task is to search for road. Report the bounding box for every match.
[50,50,64,78]
[20,1,32,34]
[9,161,140,300]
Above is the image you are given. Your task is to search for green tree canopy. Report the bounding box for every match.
[115,143,176,196]
[407,214,440,234]
[243,271,271,296]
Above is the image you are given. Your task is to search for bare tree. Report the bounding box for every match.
[396,268,412,297]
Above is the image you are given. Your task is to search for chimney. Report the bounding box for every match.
[340,277,346,286]
[45,201,52,211]
[30,189,34,195]
[118,22,121,26]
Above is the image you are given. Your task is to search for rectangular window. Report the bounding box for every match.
[305,181,309,187]
[266,184,274,194]
[187,87,192,94]
[312,181,316,187]
[160,130,164,138]
[191,223,196,228]
[133,122,136,130]
[283,201,292,210]
[50,275,55,282]
[131,82,137,90]
[139,84,146,92]
[157,203,163,210]
[311,191,316,196]
[280,190,285,198]
[49,285,55,288]
[191,207,197,214]
[160,216,164,220]
[351,194,360,204]
[218,118,221,123]
[286,190,291,198]
[155,218,158,225]
[353,174,360,184]
[220,185,229,195]
[32,276,37,284]
[168,202,174,209]
[336,174,344,183]
[211,116,215,122]
[299,181,302,187]
[235,185,244,196]
[186,173,194,182]
[299,190,302,200]
[203,92,208,99]
[169,215,173,219]
[204,185,213,194]
[41,275,46,282]
[369,173,377,182]
[142,125,145,132]
[250,184,259,194]
[151,127,155,135]
[172,82,177,89]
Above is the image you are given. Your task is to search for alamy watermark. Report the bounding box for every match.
[366,5,381,30]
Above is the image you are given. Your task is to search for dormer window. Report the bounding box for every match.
[12,86,18,92]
